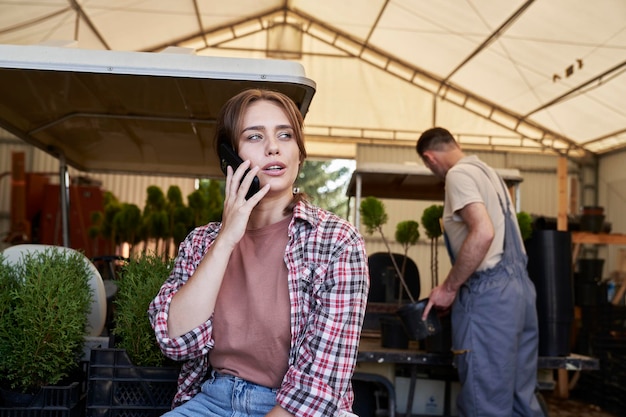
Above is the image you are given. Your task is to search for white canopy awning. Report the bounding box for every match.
[0,43,315,178]
[0,1,625,161]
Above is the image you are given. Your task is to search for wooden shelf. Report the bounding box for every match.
[571,232,626,261]
[571,232,626,245]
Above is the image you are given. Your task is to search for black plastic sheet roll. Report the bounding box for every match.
[525,230,574,356]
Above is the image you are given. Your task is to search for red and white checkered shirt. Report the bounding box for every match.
[148,200,369,416]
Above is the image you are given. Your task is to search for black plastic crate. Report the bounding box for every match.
[574,333,626,415]
[0,382,84,417]
[86,348,180,417]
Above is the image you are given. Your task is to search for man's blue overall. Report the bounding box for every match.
[448,163,544,417]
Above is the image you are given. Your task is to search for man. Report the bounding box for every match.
[417,127,543,417]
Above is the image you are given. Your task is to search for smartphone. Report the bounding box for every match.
[218,142,261,200]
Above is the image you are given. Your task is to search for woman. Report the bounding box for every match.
[148,88,369,417]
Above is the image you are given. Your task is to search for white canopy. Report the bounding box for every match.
[1,0,625,169]
[0,43,315,178]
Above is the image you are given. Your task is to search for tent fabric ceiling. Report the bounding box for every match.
[1,0,625,162]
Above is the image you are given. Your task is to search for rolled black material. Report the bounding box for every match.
[525,230,574,356]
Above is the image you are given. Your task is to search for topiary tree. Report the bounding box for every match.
[360,196,416,304]
[142,186,168,256]
[164,185,187,259]
[188,179,224,225]
[421,204,444,290]
[90,191,123,255]
[394,220,420,305]
[114,203,142,256]
[359,196,388,236]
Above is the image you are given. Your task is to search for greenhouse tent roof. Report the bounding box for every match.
[1,0,625,176]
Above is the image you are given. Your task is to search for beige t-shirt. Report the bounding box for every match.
[210,215,292,388]
[443,156,510,271]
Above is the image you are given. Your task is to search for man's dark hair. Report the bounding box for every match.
[416,127,457,156]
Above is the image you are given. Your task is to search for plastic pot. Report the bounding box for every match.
[396,298,441,340]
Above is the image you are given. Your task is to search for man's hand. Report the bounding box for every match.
[422,282,457,320]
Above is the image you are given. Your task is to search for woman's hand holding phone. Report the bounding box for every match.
[219,161,269,249]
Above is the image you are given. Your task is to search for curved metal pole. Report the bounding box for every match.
[58,153,70,247]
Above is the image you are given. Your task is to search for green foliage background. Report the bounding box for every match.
[296,160,351,217]
[91,160,352,258]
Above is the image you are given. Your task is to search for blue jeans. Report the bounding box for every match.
[162,371,278,417]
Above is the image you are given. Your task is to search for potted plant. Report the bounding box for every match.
[360,197,425,348]
[87,252,180,417]
[112,253,175,367]
[418,205,452,353]
[0,247,93,410]
[359,196,418,305]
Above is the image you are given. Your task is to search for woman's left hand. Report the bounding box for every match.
[219,161,270,249]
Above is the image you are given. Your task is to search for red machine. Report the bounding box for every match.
[6,151,110,259]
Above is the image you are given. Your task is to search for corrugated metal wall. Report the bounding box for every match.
[0,132,32,250]
[598,151,626,277]
[0,133,198,252]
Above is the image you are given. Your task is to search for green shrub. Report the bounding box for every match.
[517,211,533,241]
[113,253,174,367]
[0,249,92,393]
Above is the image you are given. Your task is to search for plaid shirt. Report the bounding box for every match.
[148,200,369,416]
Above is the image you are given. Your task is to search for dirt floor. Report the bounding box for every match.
[543,391,622,417]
